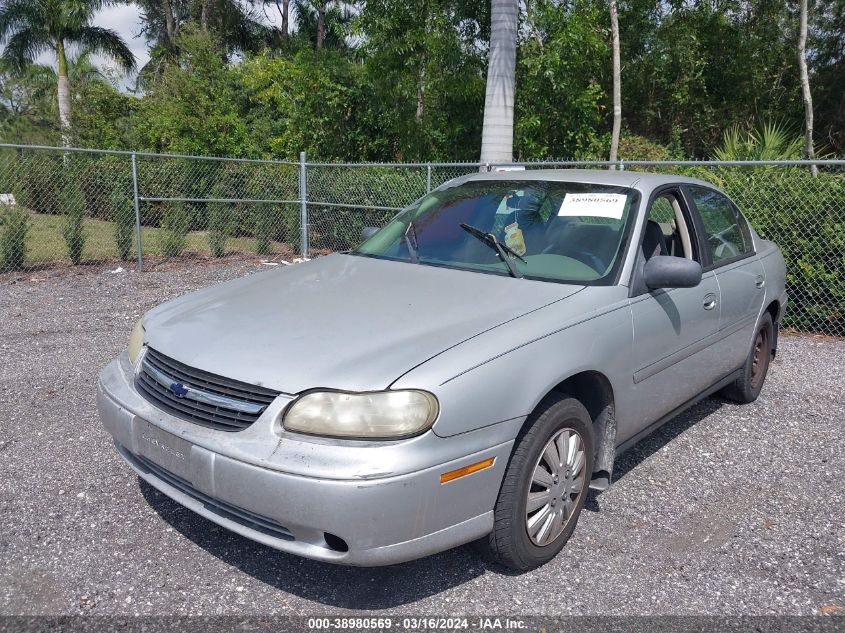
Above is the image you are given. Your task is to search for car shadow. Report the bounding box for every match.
[583,395,725,513]
[139,396,725,604]
[140,480,487,609]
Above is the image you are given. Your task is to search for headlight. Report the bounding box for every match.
[283,390,439,439]
[127,318,145,365]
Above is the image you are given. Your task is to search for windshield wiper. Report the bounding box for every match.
[459,223,524,279]
[404,221,419,264]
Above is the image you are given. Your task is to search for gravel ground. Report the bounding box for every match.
[1,260,844,617]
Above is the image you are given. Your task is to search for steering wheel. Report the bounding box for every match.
[709,226,739,259]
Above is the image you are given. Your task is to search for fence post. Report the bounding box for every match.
[426,163,432,193]
[131,152,143,272]
[299,151,308,258]
[619,158,625,171]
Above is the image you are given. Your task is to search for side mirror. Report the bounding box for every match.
[360,226,379,241]
[643,256,702,289]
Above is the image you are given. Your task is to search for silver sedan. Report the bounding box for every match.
[97,170,786,570]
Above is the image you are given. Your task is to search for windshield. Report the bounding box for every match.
[353,180,639,284]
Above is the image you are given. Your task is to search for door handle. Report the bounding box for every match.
[703,293,717,310]
[755,276,765,289]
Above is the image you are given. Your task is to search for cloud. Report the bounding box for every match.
[94,3,151,71]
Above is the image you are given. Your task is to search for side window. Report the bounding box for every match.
[643,192,696,261]
[689,186,753,264]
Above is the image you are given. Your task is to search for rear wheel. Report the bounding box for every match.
[720,312,774,403]
[480,393,594,571]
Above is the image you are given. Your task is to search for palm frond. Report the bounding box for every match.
[713,121,806,161]
[713,125,746,161]
[75,25,137,73]
[69,49,107,84]
[1,28,53,70]
[0,0,45,41]
[58,0,99,33]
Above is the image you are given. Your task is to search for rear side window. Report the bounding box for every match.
[688,186,753,264]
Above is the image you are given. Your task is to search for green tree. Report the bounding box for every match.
[0,0,136,145]
[241,48,371,159]
[15,50,138,148]
[130,29,254,156]
[515,0,607,159]
[357,0,487,160]
[0,60,57,144]
[71,78,138,149]
[619,0,803,157]
[135,0,270,84]
[811,0,844,153]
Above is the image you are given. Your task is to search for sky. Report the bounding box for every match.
[92,3,152,73]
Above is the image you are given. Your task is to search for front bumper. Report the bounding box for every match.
[97,355,515,566]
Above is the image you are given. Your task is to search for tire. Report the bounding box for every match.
[720,312,774,404]
[480,393,594,571]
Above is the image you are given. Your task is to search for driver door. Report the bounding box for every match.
[624,188,723,442]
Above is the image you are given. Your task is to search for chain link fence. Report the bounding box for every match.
[0,143,843,336]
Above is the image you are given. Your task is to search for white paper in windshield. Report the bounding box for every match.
[558,193,627,219]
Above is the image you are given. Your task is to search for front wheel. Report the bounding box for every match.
[480,393,594,571]
[720,312,774,403]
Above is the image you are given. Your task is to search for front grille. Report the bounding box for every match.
[128,449,294,541]
[136,347,280,431]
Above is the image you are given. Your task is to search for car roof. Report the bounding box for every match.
[453,168,718,192]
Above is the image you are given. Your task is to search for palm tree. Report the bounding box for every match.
[262,0,291,44]
[0,0,136,146]
[608,0,621,166]
[35,50,108,84]
[135,0,269,86]
[479,0,518,164]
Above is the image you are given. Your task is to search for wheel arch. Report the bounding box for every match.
[522,370,617,491]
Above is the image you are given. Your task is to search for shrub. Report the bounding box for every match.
[160,203,190,257]
[112,190,135,260]
[730,171,845,334]
[208,202,230,257]
[60,180,87,265]
[253,203,274,256]
[17,153,62,215]
[80,155,129,220]
[682,165,845,334]
[0,205,30,271]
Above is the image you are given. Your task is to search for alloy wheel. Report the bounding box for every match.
[525,428,587,546]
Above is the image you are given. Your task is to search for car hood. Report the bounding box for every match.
[143,254,583,393]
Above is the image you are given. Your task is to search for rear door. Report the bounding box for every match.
[685,185,766,375]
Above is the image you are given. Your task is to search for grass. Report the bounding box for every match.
[23,211,296,265]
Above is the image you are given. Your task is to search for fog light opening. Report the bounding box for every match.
[324,532,349,552]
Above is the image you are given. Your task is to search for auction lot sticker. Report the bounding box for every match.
[558,192,627,219]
